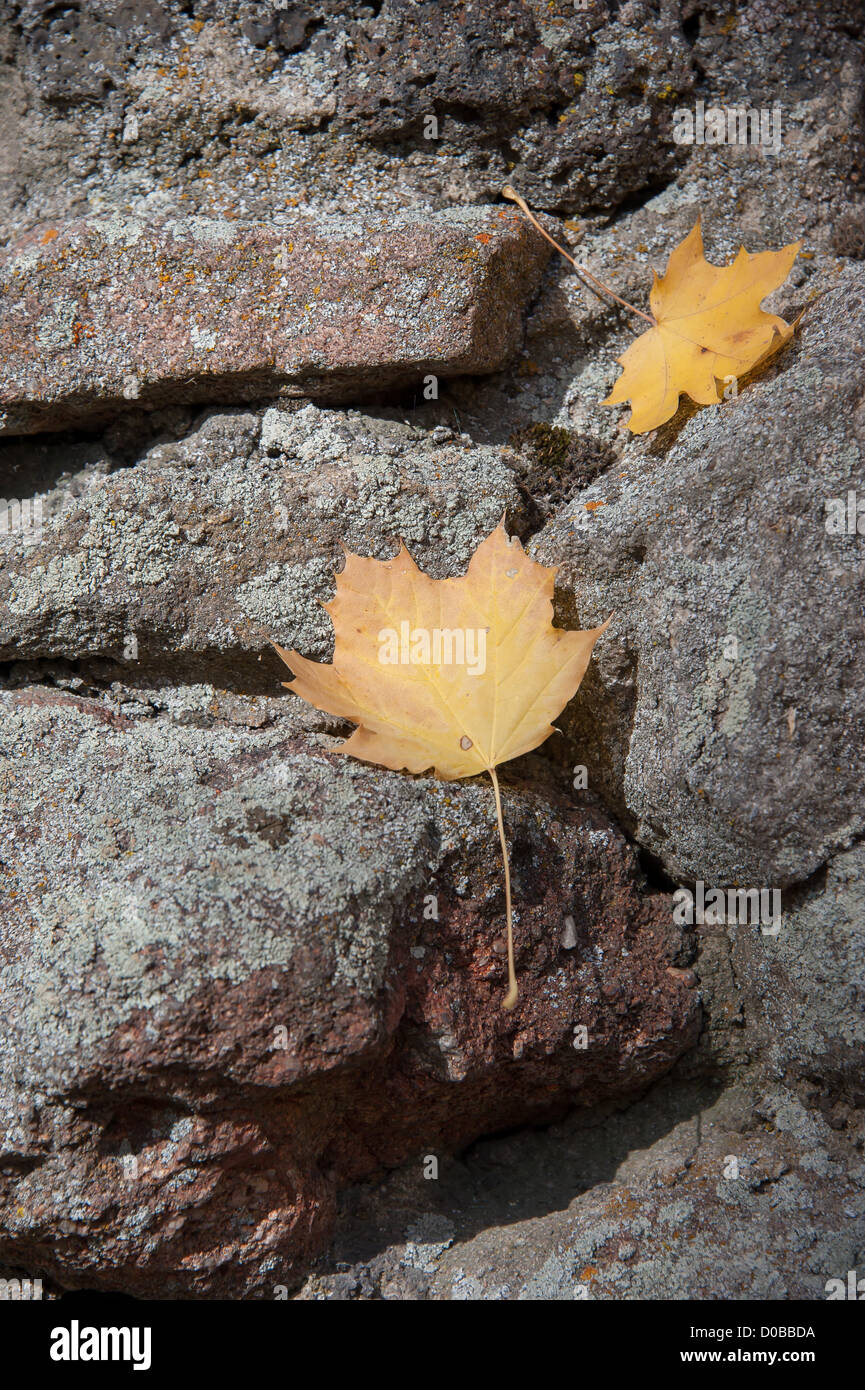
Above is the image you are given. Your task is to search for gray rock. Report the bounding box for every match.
[0,404,520,663]
[534,263,865,889]
[731,844,865,1099]
[0,1,697,244]
[0,687,698,1295]
[296,1075,865,1300]
[2,0,864,1307]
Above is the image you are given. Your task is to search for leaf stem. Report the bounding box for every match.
[502,184,656,327]
[489,766,518,1011]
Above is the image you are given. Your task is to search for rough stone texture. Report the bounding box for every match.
[0,1,698,242]
[295,1077,865,1300]
[0,403,521,662]
[0,207,550,434]
[730,845,865,1103]
[294,842,865,1300]
[1,1,861,249]
[1,0,864,1303]
[534,263,865,889]
[0,689,698,1296]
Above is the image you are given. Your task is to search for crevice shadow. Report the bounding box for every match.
[315,1073,725,1276]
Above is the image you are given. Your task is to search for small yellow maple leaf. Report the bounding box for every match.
[273,522,609,1010]
[603,219,801,433]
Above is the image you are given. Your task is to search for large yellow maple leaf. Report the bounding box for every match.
[273,522,609,1008]
[603,219,801,433]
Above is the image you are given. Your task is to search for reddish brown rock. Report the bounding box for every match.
[0,688,699,1297]
[0,208,550,435]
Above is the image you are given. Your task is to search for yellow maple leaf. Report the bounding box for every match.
[273,522,609,1010]
[603,219,801,432]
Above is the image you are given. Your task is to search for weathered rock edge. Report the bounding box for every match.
[0,690,699,1297]
[0,208,551,435]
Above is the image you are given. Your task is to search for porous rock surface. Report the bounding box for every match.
[536,263,865,888]
[0,207,550,434]
[296,1074,865,1301]
[0,691,698,1295]
[0,404,522,662]
[1,0,864,1300]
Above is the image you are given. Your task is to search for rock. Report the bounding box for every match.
[0,688,699,1296]
[1,3,859,248]
[0,207,550,435]
[0,2,697,244]
[730,845,865,1101]
[295,1075,865,1300]
[290,837,865,1302]
[1,0,863,1308]
[0,404,521,663]
[534,263,865,889]
[329,0,694,215]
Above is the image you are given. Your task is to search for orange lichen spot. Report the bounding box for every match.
[585,500,606,512]
[40,229,59,245]
[475,232,491,244]
[71,322,96,348]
